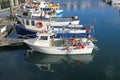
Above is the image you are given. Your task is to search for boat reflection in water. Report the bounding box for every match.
[25,50,95,72]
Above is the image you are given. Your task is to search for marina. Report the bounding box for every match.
[0,0,96,49]
[0,0,120,80]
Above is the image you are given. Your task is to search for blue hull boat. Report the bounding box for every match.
[15,24,94,38]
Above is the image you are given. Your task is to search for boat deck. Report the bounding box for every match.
[18,15,79,22]
[52,38,85,47]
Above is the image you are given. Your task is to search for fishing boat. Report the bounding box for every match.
[16,0,63,17]
[24,32,95,54]
[49,25,94,38]
[34,24,94,39]
[110,0,120,9]
[14,15,80,37]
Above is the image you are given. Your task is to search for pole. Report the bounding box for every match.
[9,0,14,20]
[9,0,14,16]
[15,0,19,6]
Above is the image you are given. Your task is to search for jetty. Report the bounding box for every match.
[0,19,24,46]
[0,0,26,47]
[0,38,24,47]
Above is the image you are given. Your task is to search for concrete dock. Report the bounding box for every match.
[0,38,24,47]
[0,0,26,46]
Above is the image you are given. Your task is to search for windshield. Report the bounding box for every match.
[39,36,48,40]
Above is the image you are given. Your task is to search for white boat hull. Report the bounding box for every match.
[16,15,80,32]
[24,33,95,55]
[46,20,80,26]
[25,42,94,55]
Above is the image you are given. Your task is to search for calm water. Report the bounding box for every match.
[0,0,120,80]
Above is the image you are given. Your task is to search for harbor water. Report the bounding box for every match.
[0,0,120,80]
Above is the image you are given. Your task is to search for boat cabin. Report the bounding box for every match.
[34,33,54,46]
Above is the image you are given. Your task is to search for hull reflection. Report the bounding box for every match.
[25,50,95,72]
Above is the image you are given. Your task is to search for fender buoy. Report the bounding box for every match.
[81,45,85,49]
[40,30,48,34]
[71,39,77,46]
[77,45,85,50]
[37,22,43,28]
[85,28,88,30]
[77,45,82,49]
[66,46,70,52]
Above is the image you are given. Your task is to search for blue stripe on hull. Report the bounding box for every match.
[15,24,37,36]
[54,32,94,38]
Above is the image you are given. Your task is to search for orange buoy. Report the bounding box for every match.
[77,45,82,49]
[77,45,85,50]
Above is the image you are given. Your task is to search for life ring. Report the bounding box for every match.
[36,22,43,28]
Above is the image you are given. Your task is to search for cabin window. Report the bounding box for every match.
[23,19,25,24]
[26,20,29,25]
[40,36,48,40]
[31,21,35,26]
